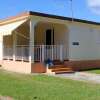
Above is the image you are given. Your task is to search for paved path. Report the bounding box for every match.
[55,72,100,84]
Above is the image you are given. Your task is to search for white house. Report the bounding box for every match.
[0,11,100,74]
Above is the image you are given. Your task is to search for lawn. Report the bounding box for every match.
[0,70,100,100]
[86,69,100,74]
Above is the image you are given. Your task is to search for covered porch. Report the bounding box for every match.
[2,20,69,63]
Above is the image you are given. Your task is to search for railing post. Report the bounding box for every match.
[7,47,10,61]
[13,46,16,61]
[51,45,54,61]
[40,45,42,62]
[60,45,63,61]
[29,46,31,62]
[29,51,31,62]
[42,45,44,62]
[39,45,42,62]
[21,46,24,62]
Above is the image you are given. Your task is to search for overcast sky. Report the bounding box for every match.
[0,0,100,22]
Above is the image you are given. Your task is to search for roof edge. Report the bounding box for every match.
[29,11,100,25]
[0,11,30,25]
[0,11,100,26]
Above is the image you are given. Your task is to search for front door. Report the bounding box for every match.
[45,29,54,45]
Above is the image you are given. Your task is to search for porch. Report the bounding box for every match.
[2,20,69,63]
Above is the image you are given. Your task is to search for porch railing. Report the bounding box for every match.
[3,45,68,62]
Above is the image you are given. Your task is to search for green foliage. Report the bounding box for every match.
[0,70,100,100]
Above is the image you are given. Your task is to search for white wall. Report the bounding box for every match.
[68,24,100,60]
[31,15,100,61]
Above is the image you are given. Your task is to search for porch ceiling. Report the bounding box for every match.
[0,19,27,35]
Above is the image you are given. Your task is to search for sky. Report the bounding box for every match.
[0,0,100,22]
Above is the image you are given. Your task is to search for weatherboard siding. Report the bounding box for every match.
[68,24,100,60]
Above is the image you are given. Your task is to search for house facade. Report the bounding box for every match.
[0,11,100,74]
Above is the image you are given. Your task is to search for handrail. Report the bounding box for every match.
[3,45,68,62]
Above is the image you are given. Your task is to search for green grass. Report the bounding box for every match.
[86,69,100,74]
[0,70,100,100]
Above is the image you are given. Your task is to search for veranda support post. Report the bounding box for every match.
[13,33,17,61]
[29,20,37,63]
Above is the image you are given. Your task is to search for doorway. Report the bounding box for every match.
[45,29,54,45]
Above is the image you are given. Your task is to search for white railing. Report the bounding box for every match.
[15,46,29,61]
[3,45,68,62]
[34,45,68,62]
[3,46,13,60]
[3,46,29,61]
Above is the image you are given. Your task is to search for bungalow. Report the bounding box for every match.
[0,11,100,74]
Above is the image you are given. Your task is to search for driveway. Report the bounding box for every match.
[55,72,100,84]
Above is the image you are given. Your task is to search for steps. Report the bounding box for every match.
[52,67,72,72]
[52,67,73,74]
[49,60,74,74]
[50,66,74,74]
[55,71,73,74]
